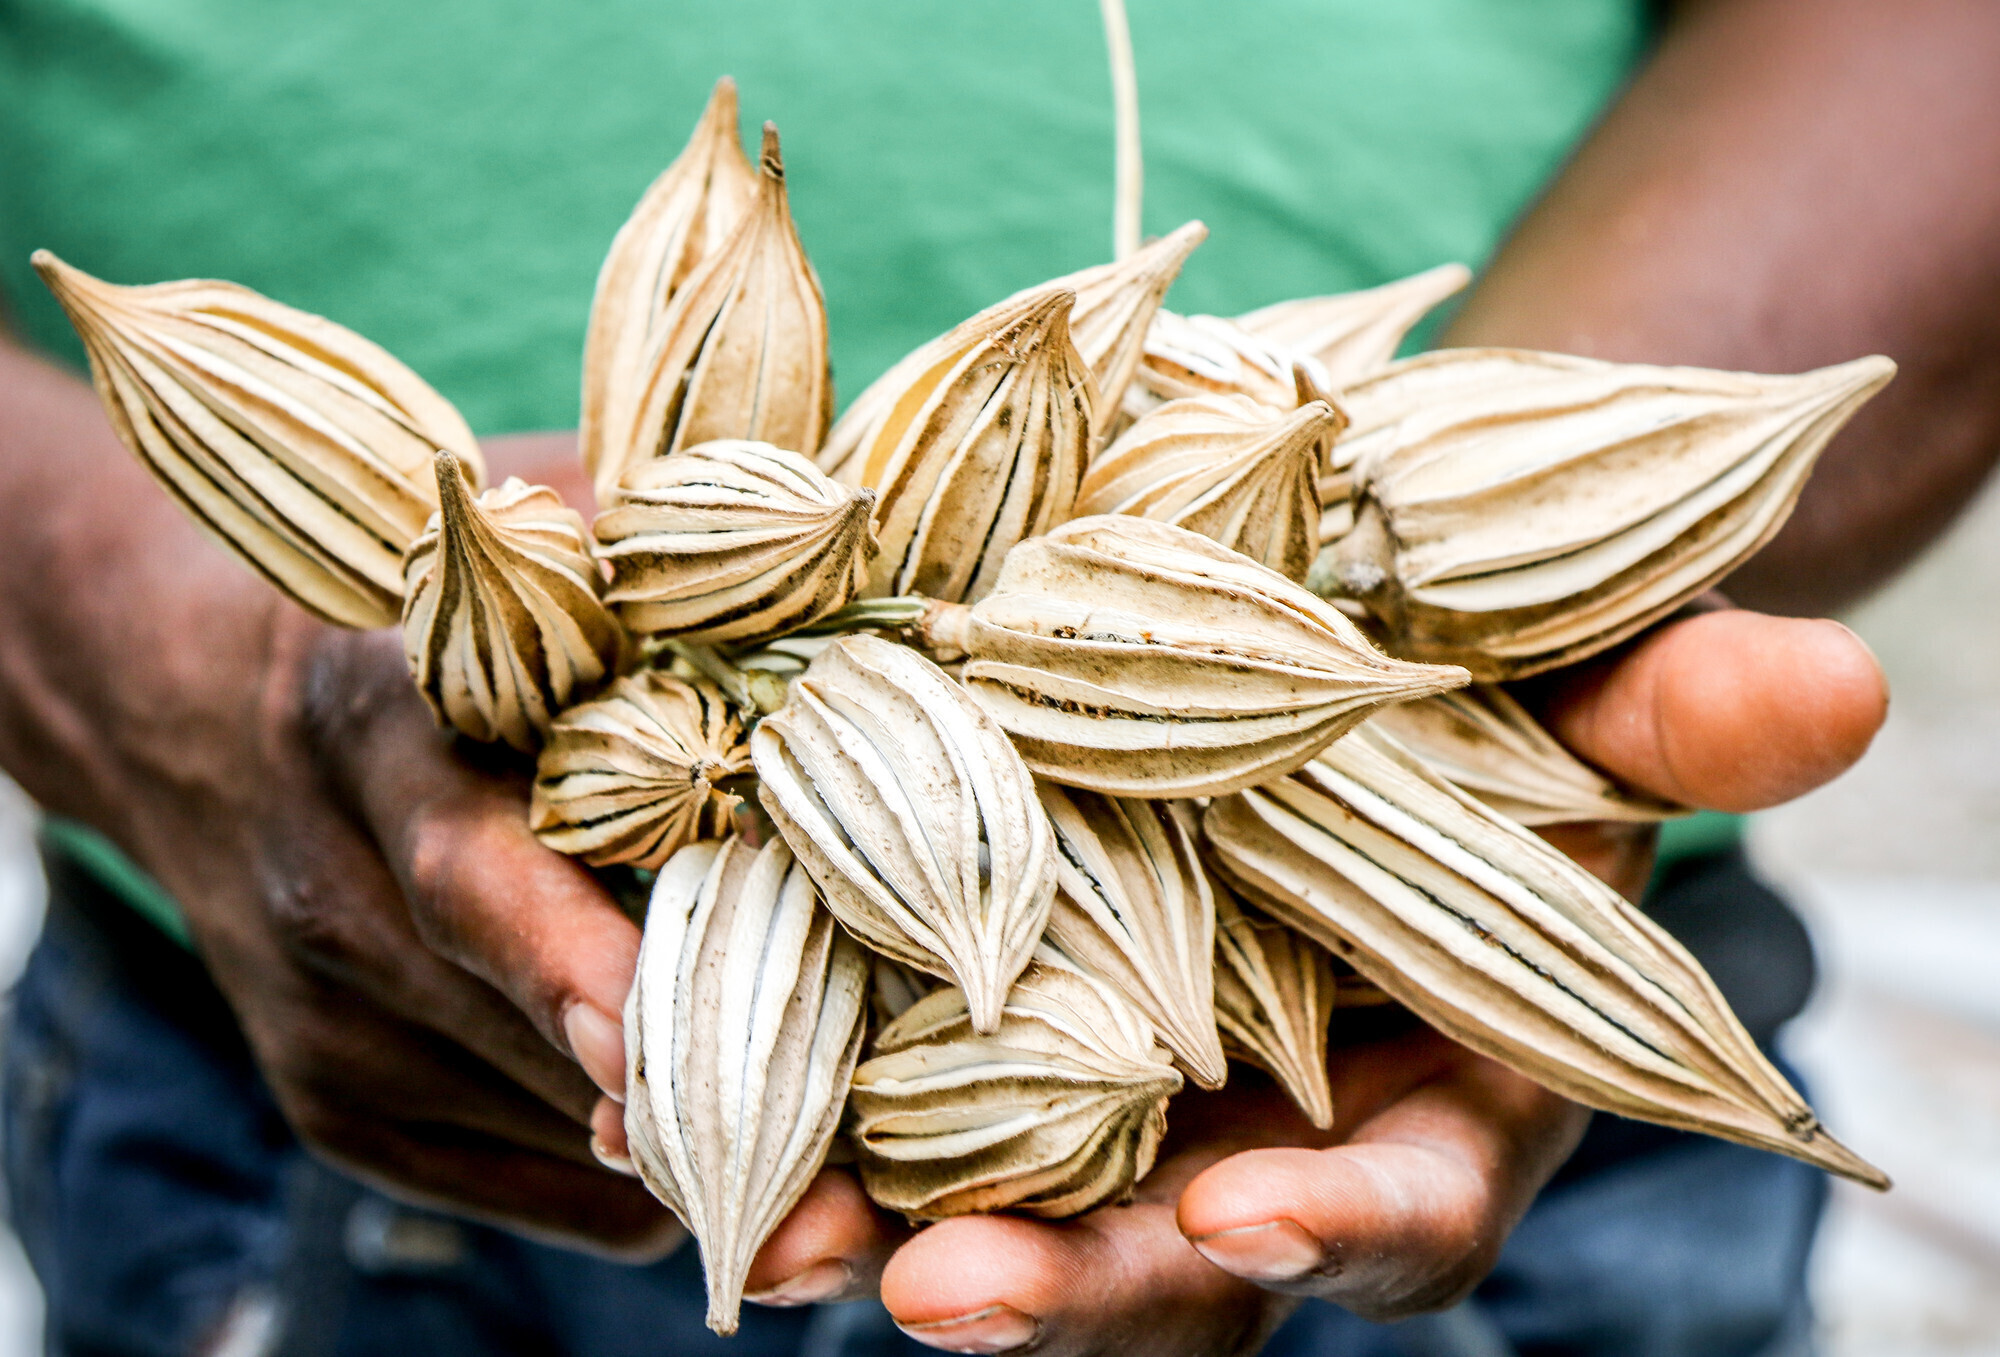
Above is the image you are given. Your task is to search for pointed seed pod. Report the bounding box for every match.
[603,124,832,499]
[949,515,1467,797]
[401,454,622,751]
[595,439,877,642]
[580,77,759,493]
[1234,263,1472,387]
[1320,349,1896,679]
[1039,787,1226,1088]
[624,838,869,1334]
[1127,309,1319,423]
[848,950,1182,1220]
[1076,393,1345,582]
[34,251,482,628]
[1202,725,1886,1187]
[752,634,1056,1033]
[530,672,751,868]
[1210,883,1337,1129]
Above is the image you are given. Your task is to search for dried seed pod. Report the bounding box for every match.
[601,124,832,500]
[1234,263,1472,387]
[953,515,1468,798]
[851,289,1096,604]
[752,634,1055,1033]
[1075,393,1345,582]
[848,951,1183,1220]
[1211,883,1337,1129]
[1039,787,1226,1088]
[1318,349,1896,679]
[530,672,751,868]
[1126,309,1320,425]
[34,251,481,629]
[595,440,877,643]
[624,838,869,1334]
[1202,725,1886,1187]
[1368,685,1684,827]
[580,78,758,495]
[401,453,622,752]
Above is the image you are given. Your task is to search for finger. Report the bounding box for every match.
[1541,609,1887,812]
[742,1167,911,1308]
[1176,1052,1587,1322]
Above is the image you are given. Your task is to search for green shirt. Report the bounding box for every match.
[2,0,1730,925]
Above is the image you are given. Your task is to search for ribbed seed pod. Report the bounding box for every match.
[1368,685,1684,827]
[595,440,877,642]
[1211,884,1337,1130]
[1075,393,1345,582]
[34,251,481,629]
[752,634,1056,1034]
[624,838,869,1334]
[1202,725,1887,1187]
[580,78,758,495]
[947,515,1467,797]
[852,289,1095,604]
[401,454,621,752]
[1318,349,1896,679]
[529,672,751,869]
[1234,263,1472,387]
[1128,309,1308,419]
[848,951,1183,1220]
[1038,787,1226,1088]
[601,124,832,500]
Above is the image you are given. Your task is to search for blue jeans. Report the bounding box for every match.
[3,851,1825,1357]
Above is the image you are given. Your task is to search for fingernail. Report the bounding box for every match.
[897,1303,1040,1354]
[745,1258,853,1307]
[1189,1218,1324,1282]
[591,1135,638,1177]
[564,1002,626,1103]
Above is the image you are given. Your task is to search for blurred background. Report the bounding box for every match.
[0,479,1995,1356]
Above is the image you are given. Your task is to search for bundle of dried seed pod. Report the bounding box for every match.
[625,838,869,1334]
[847,949,1182,1220]
[1210,883,1338,1130]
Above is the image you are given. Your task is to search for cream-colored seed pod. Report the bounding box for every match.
[854,289,1096,604]
[34,251,482,629]
[580,77,758,495]
[594,440,877,642]
[1234,263,1472,388]
[602,124,832,499]
[1368,685,1684,827]
[1211,883,1337,1130]
[1076,393,1345,582]
[1203,725,1886,1187]
[752,634,1056,1034]
[1317,349,1896,679]
[947,515,1467,797]
[848,951,1182,1220]
[401,454,622,752]
[624,838,869,1335]
[530,672,751,869]
[1039,787,1226,1088]
[1128,309,1308,418]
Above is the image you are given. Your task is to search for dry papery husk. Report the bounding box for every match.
[1315,348,1896,680]
[1368,685,1685,827]
[600,124,832,501]
[530,671,750,869]
[1234,263,1472,388]
[817,223,1206,481]
[580,77,757,499]
[1039,786,1227,1088]
[625,837,869,1334]
[753,633,1055,1034]
[848,948,1182,1221]
[1126,309,1312,420]
[595,439,877,643]
[871,955,942,1027]
[1076,390,1346,583]
[35,251,482,629]
[1202,724,1887,1188]
[1211,883,1337,1130]
[925,514,1466,798]
[401,454,622,752]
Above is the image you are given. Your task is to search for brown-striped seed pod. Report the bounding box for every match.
[1233,263,1472,387]
[35,251,481,629]
[401,454,622,752]
[624,838,869,1334]
[1210,883,1337,1129]
[1202,724,1886,1187]
[1125,308,1310,424]
[529,672,751,869]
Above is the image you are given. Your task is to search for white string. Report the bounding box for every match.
[1099,0,1143,260]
